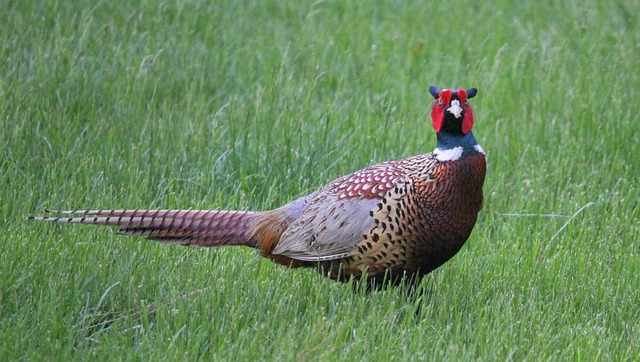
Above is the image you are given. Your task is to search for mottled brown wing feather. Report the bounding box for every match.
[271,155,436,261]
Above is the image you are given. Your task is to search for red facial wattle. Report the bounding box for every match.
[430,89,452,133]
[457,89,474,134]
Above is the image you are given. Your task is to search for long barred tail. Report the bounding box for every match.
[29,209,260,247]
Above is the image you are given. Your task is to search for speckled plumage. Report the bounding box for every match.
[30,86,486,284]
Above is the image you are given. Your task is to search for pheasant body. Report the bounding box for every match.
[31,86,486,284]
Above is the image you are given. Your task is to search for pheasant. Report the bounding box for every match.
[30,86,486,284]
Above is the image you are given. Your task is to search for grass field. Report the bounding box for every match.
[1,0,639,360]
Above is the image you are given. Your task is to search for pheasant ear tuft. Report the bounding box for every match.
[466,88,478,99]
[428,86,440,99]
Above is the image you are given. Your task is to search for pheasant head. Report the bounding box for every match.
[429,86,478,135]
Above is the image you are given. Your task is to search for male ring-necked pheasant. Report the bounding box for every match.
[31,86,486,284]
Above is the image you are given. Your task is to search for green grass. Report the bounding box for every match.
[1,0,639,360]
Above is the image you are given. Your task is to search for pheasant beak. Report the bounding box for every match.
[447,100,464,119]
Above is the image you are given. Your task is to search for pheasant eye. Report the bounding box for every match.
[439,89,453,106]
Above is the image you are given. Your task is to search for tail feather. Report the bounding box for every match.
[29,209,260,247]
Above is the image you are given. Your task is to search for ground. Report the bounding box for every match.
[1,0,638,360]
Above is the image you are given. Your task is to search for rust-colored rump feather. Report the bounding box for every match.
[249,211,306,268]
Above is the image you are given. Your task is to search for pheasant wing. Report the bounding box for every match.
[272,161,413,261]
